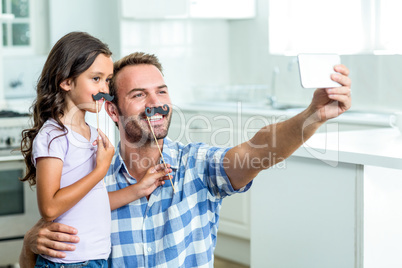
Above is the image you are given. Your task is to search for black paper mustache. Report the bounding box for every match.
[145,105,170,117]
[92,93,114,101]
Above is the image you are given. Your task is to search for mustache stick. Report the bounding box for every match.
[92,93,114,130]
[96,99,99,130]
[145,105,176,193]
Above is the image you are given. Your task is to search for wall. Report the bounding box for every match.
[120,19,231,104]
[228,0,402,113]
[48,0,120,58]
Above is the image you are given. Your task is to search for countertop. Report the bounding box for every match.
[294,128,402,170]
[0,152,23,161]
[175,101,392,127]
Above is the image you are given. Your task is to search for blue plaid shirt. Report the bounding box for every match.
[104,138,252,267]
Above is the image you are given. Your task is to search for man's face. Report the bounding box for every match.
[112,64,172,145]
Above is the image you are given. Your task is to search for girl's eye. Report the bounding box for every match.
[93,77,100,82]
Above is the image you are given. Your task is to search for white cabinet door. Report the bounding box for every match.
[251,157,360,268]
[0,18,4,109]
[190,0,255,19]
[121,0,188,19]
[120,0,255,19]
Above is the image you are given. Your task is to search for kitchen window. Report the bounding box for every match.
[269,0,402,55]
[1,0,33,54]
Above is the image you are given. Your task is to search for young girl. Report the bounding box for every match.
[20,32,171,267]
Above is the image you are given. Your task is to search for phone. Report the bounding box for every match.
[297,54,341,88]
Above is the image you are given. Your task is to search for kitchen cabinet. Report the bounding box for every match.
[120,0,187,19]
[189,0,255,19]
[0,12,7,109]
[120,0,255,19]
[251,129,402,267]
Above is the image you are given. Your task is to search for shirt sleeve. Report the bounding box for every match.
[195,144,252,199]
[32,125,68,167]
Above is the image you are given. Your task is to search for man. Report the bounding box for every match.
[20,52,351,267]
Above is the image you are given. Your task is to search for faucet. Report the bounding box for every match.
[268,66,280,108]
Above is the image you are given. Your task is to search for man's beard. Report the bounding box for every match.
[120,111,172,148]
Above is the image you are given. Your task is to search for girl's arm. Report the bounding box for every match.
[37,132,114,222]
[108,164,171,210]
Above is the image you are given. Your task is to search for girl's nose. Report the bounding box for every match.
[100,81,109,93]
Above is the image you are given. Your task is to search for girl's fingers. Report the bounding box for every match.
[150,163,171,174]
[161,174,171,181]
[147,168,172,182]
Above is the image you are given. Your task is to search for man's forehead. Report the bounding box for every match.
[115,64,165,92]
[118,65,162,82]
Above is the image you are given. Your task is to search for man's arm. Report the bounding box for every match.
[19,219,79,268]
[224,64,352,190]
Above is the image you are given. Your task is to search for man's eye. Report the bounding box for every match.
[133,93,143,98]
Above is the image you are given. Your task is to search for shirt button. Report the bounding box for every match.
[148,247,152,253]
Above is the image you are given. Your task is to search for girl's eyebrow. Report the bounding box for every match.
[90,71,113,76]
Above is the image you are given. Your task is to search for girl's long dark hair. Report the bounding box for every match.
[20,32,112,186]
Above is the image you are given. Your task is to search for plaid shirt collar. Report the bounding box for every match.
[112,137,179,181]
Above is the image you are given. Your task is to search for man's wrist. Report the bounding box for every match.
[19,233,37,267]
[304,105,326,125]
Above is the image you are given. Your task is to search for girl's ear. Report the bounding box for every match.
[60,78,72,92]
[105,101,119,124]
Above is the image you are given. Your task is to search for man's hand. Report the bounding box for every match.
[19,219,79,267]
[308,64,352,122]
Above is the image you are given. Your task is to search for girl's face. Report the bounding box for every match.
[61,53,114,114]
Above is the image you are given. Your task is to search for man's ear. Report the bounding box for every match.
[60,78,72,92]
[105,101,119,123]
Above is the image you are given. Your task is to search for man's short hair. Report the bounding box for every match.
[109,52,164,106]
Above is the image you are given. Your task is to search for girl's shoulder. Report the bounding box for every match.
[38,119,67,139]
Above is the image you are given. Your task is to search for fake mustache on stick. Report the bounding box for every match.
[92,92,114,101]
[145,104,170,117]
[144,103,176,193]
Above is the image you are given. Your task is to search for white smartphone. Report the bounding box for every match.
[297,54,341,88]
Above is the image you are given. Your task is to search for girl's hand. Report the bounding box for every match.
[138,164,172,197]
[93,129,115,174]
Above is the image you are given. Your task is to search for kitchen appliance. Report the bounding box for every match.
[0,110,40,265]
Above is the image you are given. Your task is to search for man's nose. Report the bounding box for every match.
[147,93,161,107]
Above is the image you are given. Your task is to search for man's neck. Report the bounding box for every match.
[120,138,164,181]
